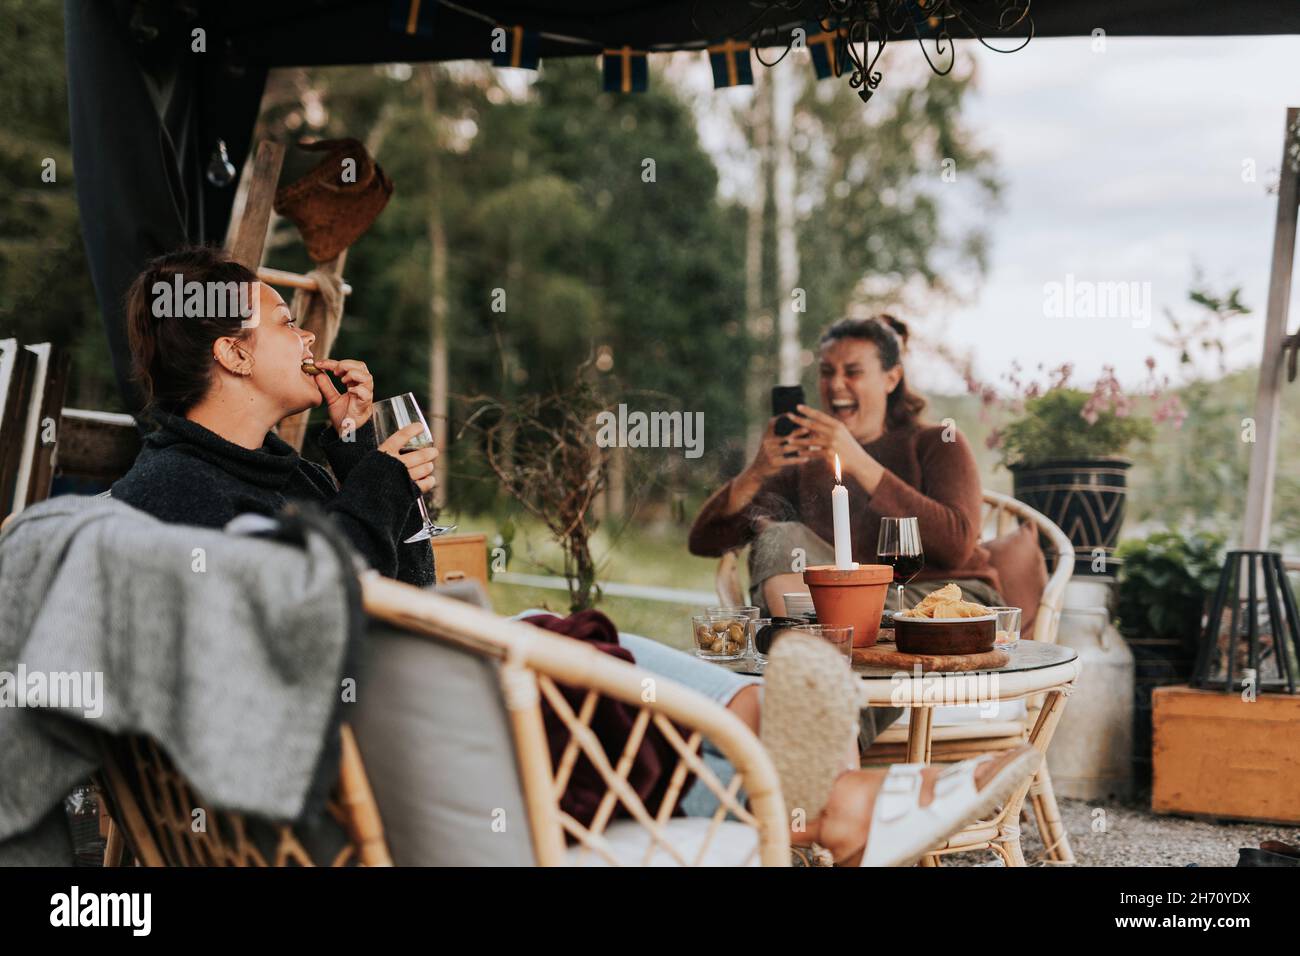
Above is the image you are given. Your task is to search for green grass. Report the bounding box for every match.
[444,512,713,650]
[485,583,697,652]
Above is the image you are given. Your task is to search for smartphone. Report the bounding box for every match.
[771,385,805,437]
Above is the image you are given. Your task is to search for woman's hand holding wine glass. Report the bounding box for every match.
[379,422,439,495]
[373,393,456,542]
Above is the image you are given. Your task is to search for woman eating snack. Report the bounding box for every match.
[110,246,435,587]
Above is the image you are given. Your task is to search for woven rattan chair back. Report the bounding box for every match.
[529,671,758,865]
[978,489,1074,644]
[98,724,391,867]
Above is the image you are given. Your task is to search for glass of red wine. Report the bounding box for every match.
[877,516,923,614]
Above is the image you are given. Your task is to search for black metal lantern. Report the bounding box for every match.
[1192,551,1300,694]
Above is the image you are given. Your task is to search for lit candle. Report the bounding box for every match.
[831,454,858,570]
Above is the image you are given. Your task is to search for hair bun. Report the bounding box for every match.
[876,313,909,345]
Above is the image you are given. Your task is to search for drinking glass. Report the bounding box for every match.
[991,607,1022,646]
[749,617,775,664]
[692,614,747,661]
[706,605,761,660]
[877,517,923,614]
[792,623,854,665]
[372,392,457,542]
[705,605,760,622]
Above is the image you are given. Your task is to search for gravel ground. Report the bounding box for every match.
[947,797,1300,867]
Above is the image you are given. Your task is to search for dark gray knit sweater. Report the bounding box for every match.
[111,410,435,587]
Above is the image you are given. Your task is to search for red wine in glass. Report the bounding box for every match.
[877,517,923,613]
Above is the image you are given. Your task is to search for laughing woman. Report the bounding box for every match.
[111,246,435,587]
[688,315,1003,617]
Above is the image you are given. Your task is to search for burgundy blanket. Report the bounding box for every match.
[523,610,694,830]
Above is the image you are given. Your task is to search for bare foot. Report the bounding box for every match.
[792,746,1040,866]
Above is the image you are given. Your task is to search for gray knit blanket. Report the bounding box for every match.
[0,495,354,863]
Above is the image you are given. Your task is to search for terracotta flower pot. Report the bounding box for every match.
[803,564,893,647]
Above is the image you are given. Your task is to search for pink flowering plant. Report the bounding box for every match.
[968,360,1185,469]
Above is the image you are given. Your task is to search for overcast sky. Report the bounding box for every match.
[509,35,1300,392]
[671,34,1300,392]
[928,35,1300,391]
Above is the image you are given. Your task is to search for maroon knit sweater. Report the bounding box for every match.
[687,423,1000,589]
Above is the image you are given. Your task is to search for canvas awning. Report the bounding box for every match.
[64,0,1300,411]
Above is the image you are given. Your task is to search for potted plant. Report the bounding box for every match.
[1114,530,1224,785]
[984,364,1178,577]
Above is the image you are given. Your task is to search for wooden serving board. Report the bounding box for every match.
[852,645,1010,672]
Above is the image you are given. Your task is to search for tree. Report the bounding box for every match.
[792,60,1001,332]
[0,0,119,411]
[1129,284,1256,536]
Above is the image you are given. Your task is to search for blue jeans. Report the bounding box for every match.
[618,634,760,818]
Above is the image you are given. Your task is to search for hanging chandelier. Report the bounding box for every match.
[736,0,1036,104]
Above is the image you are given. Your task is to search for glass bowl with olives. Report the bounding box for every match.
[692,613,750,661]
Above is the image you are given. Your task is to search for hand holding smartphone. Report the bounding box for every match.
[771,385,805,437]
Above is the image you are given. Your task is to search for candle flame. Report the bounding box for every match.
[834,453,842,483]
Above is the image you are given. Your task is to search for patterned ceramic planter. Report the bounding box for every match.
[1011,457,1131,577]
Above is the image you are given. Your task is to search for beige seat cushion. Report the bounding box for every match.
[352,621,536,866]
[984,522,1049,634]
[565,818,760,867]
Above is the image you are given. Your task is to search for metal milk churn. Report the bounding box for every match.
[1046,576,1135,801]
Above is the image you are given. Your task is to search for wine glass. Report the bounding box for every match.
[371,392,457,543]
[792,623,854,666]
[877,516,923,614]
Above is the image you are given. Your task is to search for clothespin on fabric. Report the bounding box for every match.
[389,0,436,37]
[708,38,753,88]
[492,24,541,70]
[602,47,648,92]
[804,19,842,80]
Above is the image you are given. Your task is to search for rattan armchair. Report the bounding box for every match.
[715,489,1078,864]
[98,574,791,867]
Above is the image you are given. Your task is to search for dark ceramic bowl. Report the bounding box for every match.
[894,614,996,655]
[754,616,808,657]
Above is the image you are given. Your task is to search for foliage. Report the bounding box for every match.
[267,59,751,513]
[3,16,998,506]
[1158,283,1252,378]
[1128,284,1255,535]
[793,62,1001,328]
[1115,530,1224,646]
[997,387,1155,468]
[0,0,119,411]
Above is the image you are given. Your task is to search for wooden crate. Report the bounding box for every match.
[1152,684,1300,824]
[429,532,488,588]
